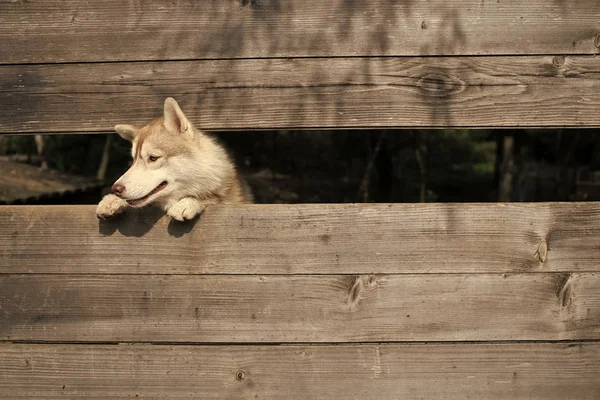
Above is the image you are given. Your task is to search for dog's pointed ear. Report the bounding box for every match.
[114,124,138,142]
[164,97,193,139]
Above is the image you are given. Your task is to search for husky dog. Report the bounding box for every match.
[96,98,253,221]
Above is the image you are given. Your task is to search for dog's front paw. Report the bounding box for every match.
[167,198,205,221]
[96,194,128,219]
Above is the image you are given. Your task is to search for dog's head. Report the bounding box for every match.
[111,98,220,208]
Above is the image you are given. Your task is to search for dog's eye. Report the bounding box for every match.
[148,155,160,162]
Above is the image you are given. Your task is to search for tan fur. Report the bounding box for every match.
[96,98,252,221]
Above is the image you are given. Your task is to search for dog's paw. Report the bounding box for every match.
[167,198,205,221]
[96,194,128,219]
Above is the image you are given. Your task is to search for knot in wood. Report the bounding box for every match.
[535,240,548,263]
[235,370,246,381]
[348,275,378,308]
[417,72,465,98]
[595,32,600,49]
[556,273,573,309]
[552,56,565,68]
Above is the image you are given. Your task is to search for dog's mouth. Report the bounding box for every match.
[127,181,168,207]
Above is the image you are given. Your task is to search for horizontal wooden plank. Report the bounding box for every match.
[1,203,600,275]
[1,343,599,399]
[1,273,598,342]
[1,56,599,132]
[1,0,599,64]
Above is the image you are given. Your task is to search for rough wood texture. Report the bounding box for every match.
[1,203,599,274]
[1,0,599,64]
[1,273,598,342]
[1,343,599,399]
[1,56,599,133]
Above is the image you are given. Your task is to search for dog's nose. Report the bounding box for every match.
[112,183,125,195]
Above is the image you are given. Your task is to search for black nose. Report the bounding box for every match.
[112,183,125,195]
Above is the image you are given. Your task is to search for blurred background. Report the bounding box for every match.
[1,129,600,205]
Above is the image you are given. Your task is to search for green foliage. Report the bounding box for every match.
[1,135,36,155]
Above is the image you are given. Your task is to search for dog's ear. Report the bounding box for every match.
[114,124,138,142]
[163,97,194,139]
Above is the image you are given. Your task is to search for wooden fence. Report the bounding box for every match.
[1,1,600,398]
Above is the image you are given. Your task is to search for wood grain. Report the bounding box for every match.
[1,56,599,132]
[1,0,599,64]
[1,343,599,399]
[1,273,598,342]
[2,203,600,275]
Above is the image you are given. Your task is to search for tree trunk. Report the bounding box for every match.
[34,135,49,170]
[414,132,428,203]
[357,132,386,202]
[497,134,514,202]
[374,136,393,202]
[96,134,113,180]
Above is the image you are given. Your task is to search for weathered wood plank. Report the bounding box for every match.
[1,343,599,399]
[1,56,598,132]
[1,0,599,64]
[1,204,599,274]
[1,273,598,342]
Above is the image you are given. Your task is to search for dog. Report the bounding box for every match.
[96,97,253,221]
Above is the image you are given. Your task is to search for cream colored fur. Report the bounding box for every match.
[96,97,252,221]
